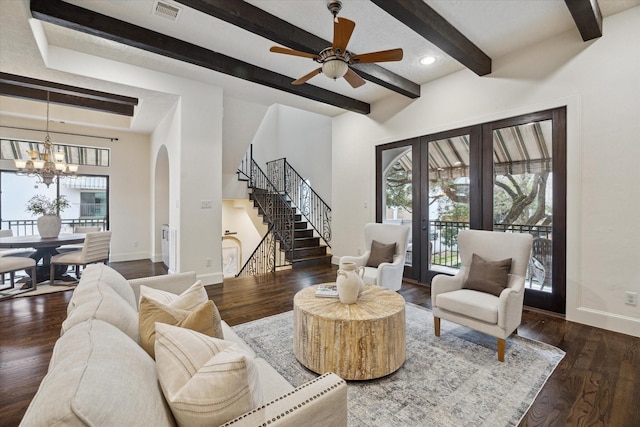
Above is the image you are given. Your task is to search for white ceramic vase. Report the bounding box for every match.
[336,262,365,304]
[37,215,62,238]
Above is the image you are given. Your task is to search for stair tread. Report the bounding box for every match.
[291,254,333,262]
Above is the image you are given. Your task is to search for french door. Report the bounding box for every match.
[481,109,566,313]
[377,107,566,313]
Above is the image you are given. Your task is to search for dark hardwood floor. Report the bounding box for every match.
[1,260,638,426]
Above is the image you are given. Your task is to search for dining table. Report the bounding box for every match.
[0,233,86,285]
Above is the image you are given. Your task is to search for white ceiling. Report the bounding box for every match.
[1,0,639,133]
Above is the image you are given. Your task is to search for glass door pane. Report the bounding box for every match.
[491,120,553,293]
[381,146,413,270]
[426,135,471,275]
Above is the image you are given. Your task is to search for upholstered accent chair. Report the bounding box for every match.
[432,229,533,362]
[339,223,411,291]
[50,231,112,283]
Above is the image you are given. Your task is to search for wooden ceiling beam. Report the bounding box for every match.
[564,0,602,41]
[371,0,492,76]
[174,0,421,99]
[30,0,370,115]
[0,72,138,116]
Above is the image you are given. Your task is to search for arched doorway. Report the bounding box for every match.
[154,145,170,269]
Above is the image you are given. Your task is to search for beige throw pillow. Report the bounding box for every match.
[155,323,263,427]
[139,297,220,358]
[139,280,224,342]
[366,240,397,267]
[139,280,207,311]
[463,253,513,296]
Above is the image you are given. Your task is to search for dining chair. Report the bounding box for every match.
[49,231,112,284]
[56,226,102,254]
[0,229,36,258]
[0,256,37,297]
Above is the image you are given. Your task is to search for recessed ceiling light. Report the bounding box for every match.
[420,56,436,65]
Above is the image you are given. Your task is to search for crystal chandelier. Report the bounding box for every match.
[14,92,79,187]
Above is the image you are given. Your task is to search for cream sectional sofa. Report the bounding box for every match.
[20,264,347,426]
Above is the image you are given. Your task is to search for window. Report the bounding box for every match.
[80,192,107,218]
[0,172,109,235]
[0,138,110,166]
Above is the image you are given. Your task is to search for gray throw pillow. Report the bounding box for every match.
[366,240,397,267]
[463,253,512,296]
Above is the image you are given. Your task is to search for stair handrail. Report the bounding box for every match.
[237,144,252,181]
[236,223,287,277]
[249,159,295,250]
[266,158,331,247]
[236,157,295,274]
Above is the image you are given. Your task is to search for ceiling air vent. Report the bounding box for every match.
[153,0,182,21]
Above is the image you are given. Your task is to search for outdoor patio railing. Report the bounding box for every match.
[399,220,553,270]
[1,219,107,236]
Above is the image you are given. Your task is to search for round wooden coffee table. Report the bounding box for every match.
[293,284,406,380]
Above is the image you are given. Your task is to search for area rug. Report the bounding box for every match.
[233,303,565,427]
[2,283,76,298]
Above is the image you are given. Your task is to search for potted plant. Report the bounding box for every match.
[25,194,70,238]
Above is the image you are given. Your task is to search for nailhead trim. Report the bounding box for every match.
[221,373,346,426]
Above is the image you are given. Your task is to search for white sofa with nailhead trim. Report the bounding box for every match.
[20,264,347,426]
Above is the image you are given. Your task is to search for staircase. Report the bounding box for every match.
[249,188,331,269]
[236,147,332,276]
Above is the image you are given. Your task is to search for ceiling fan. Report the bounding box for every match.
[269,0,403,88]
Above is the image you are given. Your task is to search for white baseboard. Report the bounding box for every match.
[568,306,640,338]
[109,251,149,263]
[199,271,224,286]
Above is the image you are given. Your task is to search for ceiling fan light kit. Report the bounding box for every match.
[269,0,403,88]
[322,59,349,79]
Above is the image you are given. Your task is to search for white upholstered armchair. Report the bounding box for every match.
[432,229,533,362]
[339,223,410,291]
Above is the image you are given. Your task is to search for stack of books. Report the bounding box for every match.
[315,284,338,298]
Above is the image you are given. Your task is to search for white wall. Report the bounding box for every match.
[177,87,223,284]
[251,105,279,168]
[41,41,225,284]
[276,105,332,201]
[252,105,332,201]
[0,115,151,262]
[332,8,640,337]
[221,199,266,268]
[221,97,269,199]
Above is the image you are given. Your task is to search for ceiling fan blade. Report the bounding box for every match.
[343,68,366,88]
[292,68,323,85]
[351,48,403,64]
[333,17,356,53]
[270,46,319,60]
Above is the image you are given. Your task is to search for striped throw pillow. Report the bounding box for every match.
[155,323,263,427]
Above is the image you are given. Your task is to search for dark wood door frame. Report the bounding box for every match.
[481,107,566,313]
[418,126,480,284]
[375,137,418,279]
[376,107,567,313]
